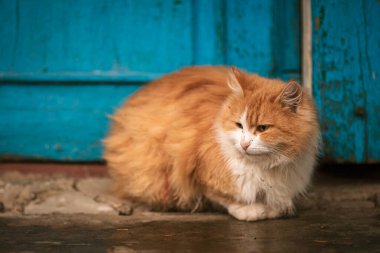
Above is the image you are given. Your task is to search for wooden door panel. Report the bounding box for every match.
[312,0,380,162]
[0,0,301,161]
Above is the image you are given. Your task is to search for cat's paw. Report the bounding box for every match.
[227,203,290,221]
[94,195,134,215]
[227,203,267,221]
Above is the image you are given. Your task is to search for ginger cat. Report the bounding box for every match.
[104,66,320,221]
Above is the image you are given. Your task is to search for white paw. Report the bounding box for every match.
[227,203,267,221]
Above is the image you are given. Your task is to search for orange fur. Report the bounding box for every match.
[104,66,320,220]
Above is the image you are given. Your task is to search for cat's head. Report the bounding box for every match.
[216,67,319,164]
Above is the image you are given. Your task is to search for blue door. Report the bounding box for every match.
[312,0,380,163]
[0,0,301,161]
[4,0,378,163]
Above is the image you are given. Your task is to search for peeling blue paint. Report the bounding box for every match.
[312,0,380,163]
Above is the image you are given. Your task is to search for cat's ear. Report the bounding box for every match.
[279,81,303,112]
[227,67,244,95]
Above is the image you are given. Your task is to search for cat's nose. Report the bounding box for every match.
[240,137,251,151]
[240,141,250,151]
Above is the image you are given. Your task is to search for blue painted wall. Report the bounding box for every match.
[0,0,301,161]
[312,0,380,163]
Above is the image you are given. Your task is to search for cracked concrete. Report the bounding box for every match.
[0,169,379,216]
[0,172,120,215]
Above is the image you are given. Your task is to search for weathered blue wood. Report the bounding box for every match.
[312,0,380,162]
[0,0,300,82]
[0,0,301,161]
[225,0,274,76]
[192,0,226,65]
[271,0,301,81]
[224,0,300,80]
[0,84,140,161]
[0,0,193,75]
[0,72,162,83]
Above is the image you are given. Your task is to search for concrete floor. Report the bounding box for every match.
[0,165,380,253]
[1,208,380,253]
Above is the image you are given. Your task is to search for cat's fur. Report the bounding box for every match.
[104,66,320,221]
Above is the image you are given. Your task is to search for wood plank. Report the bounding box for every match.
[302,0,312,93]
[225,0,274,75]
[0,72,162,83]
[312,0,380,162]
[0,84,140,161]
[270,0,301,81]
[225,0,300,80]
[192,0,226,65]
[0,0,193,75]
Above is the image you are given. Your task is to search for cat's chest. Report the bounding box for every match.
[228,158,274,204]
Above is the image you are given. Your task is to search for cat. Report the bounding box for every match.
[104,66,320,221]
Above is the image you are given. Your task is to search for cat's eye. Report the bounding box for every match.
[235,122,243,129]
[257,125,270,132]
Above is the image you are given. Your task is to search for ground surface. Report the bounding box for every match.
[0,164,380,253]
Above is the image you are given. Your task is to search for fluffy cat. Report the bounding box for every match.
[104,66,320,221]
